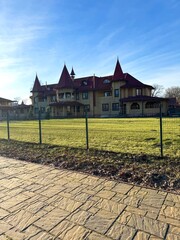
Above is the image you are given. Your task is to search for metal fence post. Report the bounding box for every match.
[85,109,89,150]
[38,110,42,144]
[7,111,10,141]
[159,103,163,158]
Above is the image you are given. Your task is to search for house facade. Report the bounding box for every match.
[12,101,33,120]
[0,97,15,120]
[0,98,32,120]
[31,59,170,118]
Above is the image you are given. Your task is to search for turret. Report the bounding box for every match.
[32,74,41,92]
[70,67,76,80]
[113,58,124,80]
[58,65,74,88]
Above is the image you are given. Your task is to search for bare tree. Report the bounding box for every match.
[151,84,164,97]
[164,86,180,103]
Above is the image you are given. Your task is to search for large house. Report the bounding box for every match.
[0,97,15,120]
[31,59,170,118]
[0,97,32,120]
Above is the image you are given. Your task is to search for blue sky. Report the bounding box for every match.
[0,0,180,103]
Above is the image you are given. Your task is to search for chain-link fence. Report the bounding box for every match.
[0,108,179,158]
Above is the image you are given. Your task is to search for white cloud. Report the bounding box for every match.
[145,65,180,88]
[0,0,180,101]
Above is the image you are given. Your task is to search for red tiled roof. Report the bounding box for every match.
[94,76,113,90]
[57,65,74,89]
[113,59,124,80]
[70,67,75,76]
[121,73,153,89]
[31,60,153,95]
[32,74,41,92]
[41,84,57,96]
[74,76,94,91]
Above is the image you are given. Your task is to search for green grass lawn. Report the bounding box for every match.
[0,117,179,158]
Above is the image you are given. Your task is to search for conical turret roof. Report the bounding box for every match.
[32,74,41,92]
[113,59,124,80]
[70,67,75,76]
[58,65,74,88]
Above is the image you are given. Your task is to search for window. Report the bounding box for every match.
[145,102,160,108]
[38,97,46,102]
[82,92,88,99]
[102,103,109,111]
[82,80,88,86]
[51,95,56,102]
[40,107,45,113]
[131,103,140,109]
[76,93,79,100]
[103,79,110,84]
[34,108,39,114]
[136,89,142,96]
[114,89,119,97]
[67,106,71,112]
[59,93,64,99]
[112,103,119,111]
[66,92,71,99]
[84,104,90,112]
[104,91,112,97]
[77,106,80,112]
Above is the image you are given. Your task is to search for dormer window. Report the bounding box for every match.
[82,80,88,86]
[103,79,110,84]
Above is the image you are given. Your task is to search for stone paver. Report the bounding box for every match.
[0,156,179,240]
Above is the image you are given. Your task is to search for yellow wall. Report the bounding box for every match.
[31,82,168,117]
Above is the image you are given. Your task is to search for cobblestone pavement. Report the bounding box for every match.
[0,156,179,240]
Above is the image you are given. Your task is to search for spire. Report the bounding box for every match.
[58,65,74,88]
[113,59,124,80]
[71,67,75,76]
[70,67,75,79]
[32,74,41,92]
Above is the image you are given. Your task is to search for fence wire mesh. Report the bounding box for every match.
[0,114,179,158]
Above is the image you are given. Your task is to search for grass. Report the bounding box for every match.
[0,117,179,158]
[0,117,179,192]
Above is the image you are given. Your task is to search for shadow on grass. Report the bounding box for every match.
[145,137,156,141]
[0,138,172,165]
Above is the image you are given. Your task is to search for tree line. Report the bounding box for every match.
[152,85,180,104]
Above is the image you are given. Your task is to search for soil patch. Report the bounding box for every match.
[0,139,179,194]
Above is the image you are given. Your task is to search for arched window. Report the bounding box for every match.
[145,102,160,108]
[131,103,140,109]
[103,79,110,84]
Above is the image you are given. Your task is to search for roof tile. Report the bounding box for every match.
[58,65,74,88]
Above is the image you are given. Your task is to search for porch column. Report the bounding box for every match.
[62,106,65,117]
[75,105,77,117]
[141,101,144,117]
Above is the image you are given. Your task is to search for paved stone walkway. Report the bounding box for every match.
[0,156,179,240]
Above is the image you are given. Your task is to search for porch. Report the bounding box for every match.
[49,101,85,118]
